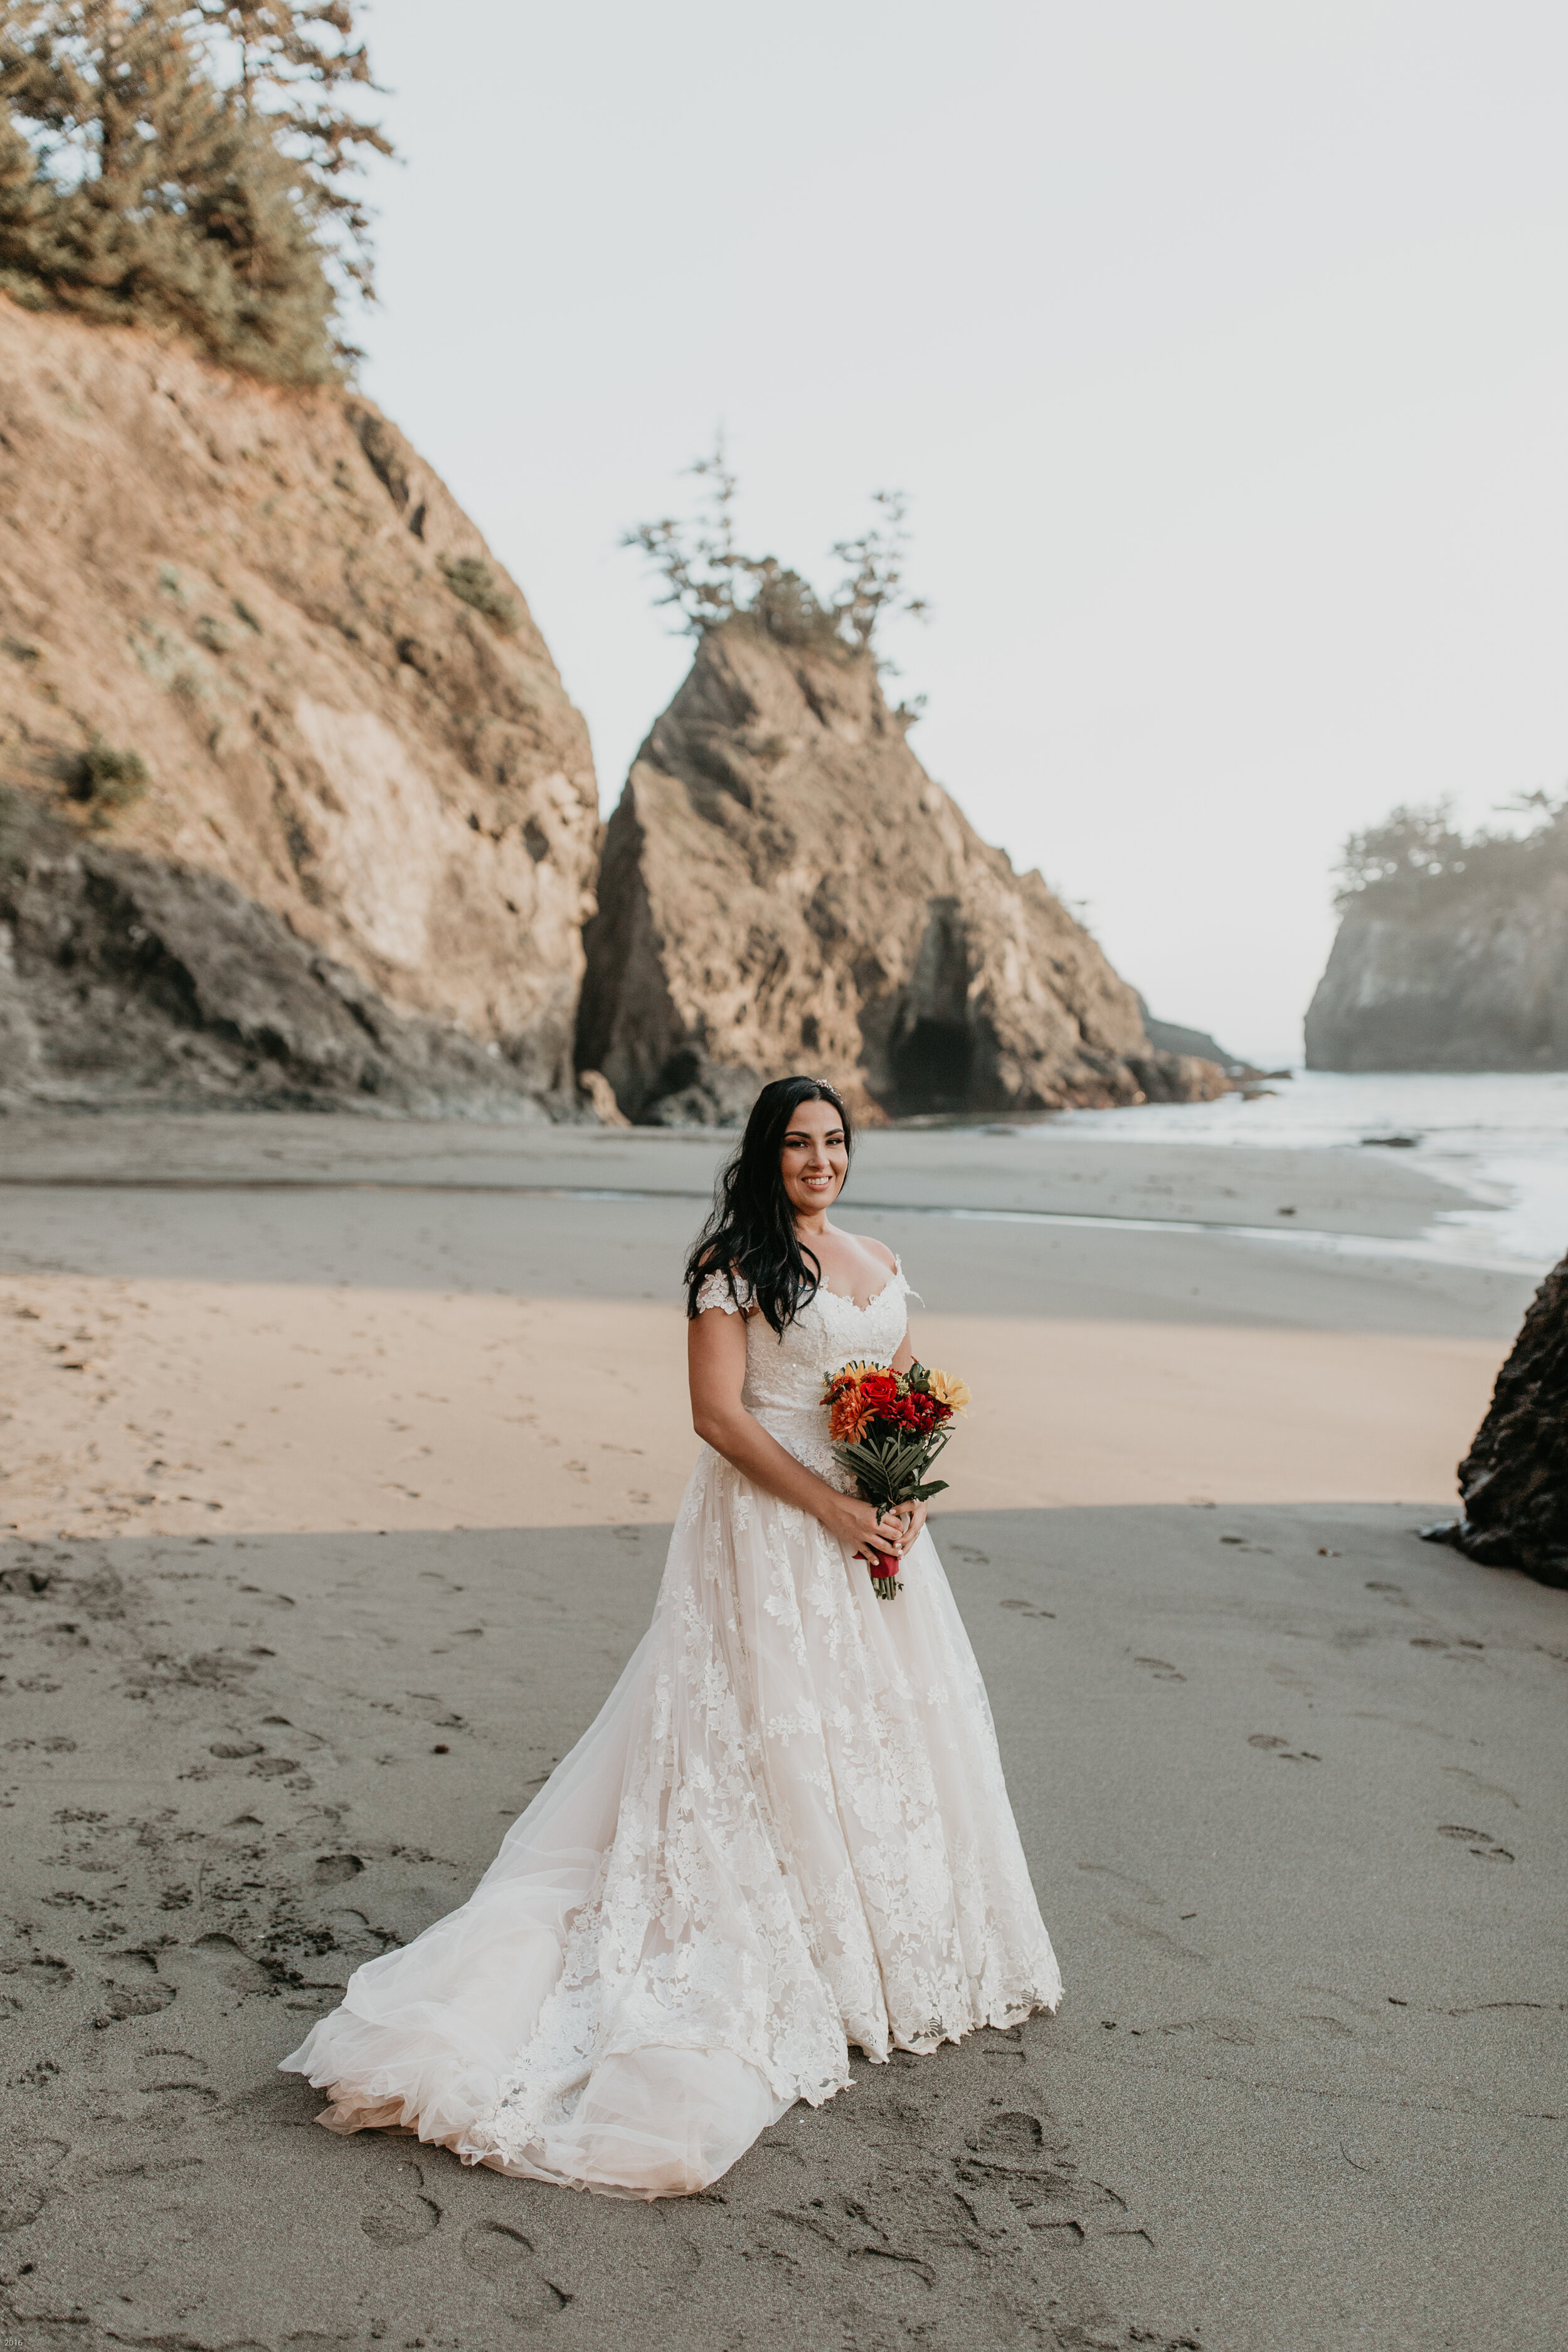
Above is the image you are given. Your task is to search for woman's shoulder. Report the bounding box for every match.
[692,1264,753,1316]
[850,1235,900,1277]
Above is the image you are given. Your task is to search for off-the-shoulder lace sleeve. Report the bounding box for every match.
[892,1253,924,1306]
[694,1268,752,1315]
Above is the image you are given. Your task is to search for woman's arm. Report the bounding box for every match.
[687,1305,911,1559]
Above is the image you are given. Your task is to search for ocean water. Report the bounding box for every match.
[1045,1071,1568,1275]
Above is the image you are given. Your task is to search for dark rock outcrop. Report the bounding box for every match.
[1135,995,1253,1079]
[0,792,548,1113]
[1434,1253,1568,1589]
[577,620,1228,1125]
[0,297,600,1110]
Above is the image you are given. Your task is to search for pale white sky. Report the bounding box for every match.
[356,1,1568,1068]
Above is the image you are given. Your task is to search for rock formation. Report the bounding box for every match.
[1306,815,1568,1071]
[577,620,1226,1123]
[1426,1251,1568,1589]
[0,299,599,1111]
[1135,995,1254,1080]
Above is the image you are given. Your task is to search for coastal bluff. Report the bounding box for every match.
[0,299,1224,1124]
[0,301,599,1111]
[577,620,1226,1123]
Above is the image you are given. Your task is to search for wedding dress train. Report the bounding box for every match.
[280,1261,1061,2197]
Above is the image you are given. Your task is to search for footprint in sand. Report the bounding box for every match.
[361,2157,442,2245]
[1441,1765,1521,1812]
[191,1931,273,1994]
[1000,1598,1055,1619]
[0,2138,68,2234]
[1437,1825,1515,1862]
[1133,1656,1185,1682]
[463,2221,571,2314]
[312,1852,365,1886]
[1248,1734,1322,1762]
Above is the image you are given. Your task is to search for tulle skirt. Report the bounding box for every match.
[280,1441,1061,2198]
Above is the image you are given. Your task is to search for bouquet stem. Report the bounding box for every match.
[867,1549,901,1600]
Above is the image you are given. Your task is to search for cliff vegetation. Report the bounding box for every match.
[1306,796,1568,1071]
[0,0,388,384]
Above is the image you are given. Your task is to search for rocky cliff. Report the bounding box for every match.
[1427,1249,1568,1589]
[1306,817,1568,1071]
[0,299,600,1110]
[577,620,1225,1123]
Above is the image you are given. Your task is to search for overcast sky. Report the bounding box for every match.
[354,1,1568,1068]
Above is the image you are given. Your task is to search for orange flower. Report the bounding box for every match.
[824,1362,887,1443]
[830,1392,873,1442]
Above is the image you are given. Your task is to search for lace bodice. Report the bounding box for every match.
[695,1261,910,1485]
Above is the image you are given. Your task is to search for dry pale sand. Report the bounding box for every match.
[0,1112,1535,1540]
[0,1276,1511,1540]
[0,1114,1561,2352]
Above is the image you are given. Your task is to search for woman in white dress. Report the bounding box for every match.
[282,1076,1061,2198]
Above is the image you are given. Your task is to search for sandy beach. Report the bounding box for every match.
[0,1112,1562,2351]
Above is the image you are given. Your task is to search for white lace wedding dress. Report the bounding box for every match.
[281,1261,1061,2197]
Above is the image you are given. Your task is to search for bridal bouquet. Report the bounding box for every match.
[822,1360,970,1598]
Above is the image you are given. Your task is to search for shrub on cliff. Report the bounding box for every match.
[70,734,150,819]
[438,554,521,635]
[1333,792,1568,916]
[624,436,930,662]
[0,0,388,383]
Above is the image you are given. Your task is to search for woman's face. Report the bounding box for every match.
[778,1097,849,1219]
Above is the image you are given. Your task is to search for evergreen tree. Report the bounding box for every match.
[625,437,931,662]
[0,0,387,382]
[1335,793,1568,913]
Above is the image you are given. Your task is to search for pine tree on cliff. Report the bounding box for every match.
[0,0,388,383]
[623,435,930,677]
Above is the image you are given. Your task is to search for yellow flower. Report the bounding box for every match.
[924,1367,970,1416]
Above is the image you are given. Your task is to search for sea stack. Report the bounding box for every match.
[577,617,1226,1123]
[1306,807,1568,1071]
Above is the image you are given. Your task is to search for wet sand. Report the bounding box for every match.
[0,1114,1561,2351]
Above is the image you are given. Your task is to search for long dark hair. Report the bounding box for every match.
[684,1076,855,1335]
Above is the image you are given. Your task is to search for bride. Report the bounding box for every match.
[282,1075,1061,2197]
